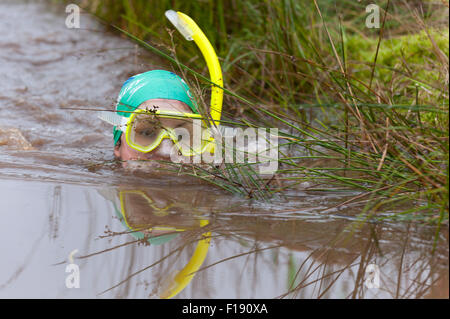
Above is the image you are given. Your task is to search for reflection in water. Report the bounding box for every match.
[50,183,444,299]
[100,187,211,298]
[0,179,447,298]
[0,1,447,299]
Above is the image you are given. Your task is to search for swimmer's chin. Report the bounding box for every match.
[120,158,170,171]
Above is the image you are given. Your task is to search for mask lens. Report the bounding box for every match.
[162,115,195,151]
[129,113,163,148]
[122,192,153,228]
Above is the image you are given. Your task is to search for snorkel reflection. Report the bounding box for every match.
[104,186,211,299]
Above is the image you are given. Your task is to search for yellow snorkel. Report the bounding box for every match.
[159,219,211,299]
[165,10,223,129]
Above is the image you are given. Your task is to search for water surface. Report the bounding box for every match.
[0,1,448,299]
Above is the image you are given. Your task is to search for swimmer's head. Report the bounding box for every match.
[113,70,198,162]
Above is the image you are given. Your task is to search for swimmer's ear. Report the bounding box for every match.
[114,138,121,158]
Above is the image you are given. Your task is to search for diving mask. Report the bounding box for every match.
[100,108,216,156]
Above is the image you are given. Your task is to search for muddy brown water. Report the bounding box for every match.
[0,1,448,299]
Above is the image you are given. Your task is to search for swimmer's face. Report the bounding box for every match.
[114,99,193,163]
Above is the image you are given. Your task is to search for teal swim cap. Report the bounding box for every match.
[113,70,198,145]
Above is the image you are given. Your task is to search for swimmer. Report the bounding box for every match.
[111,69,208,163]
[99,11,223,166]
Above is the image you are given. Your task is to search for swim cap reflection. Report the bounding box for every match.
[113,70,198,145]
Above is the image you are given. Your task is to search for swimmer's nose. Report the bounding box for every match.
[143,139,184,161]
